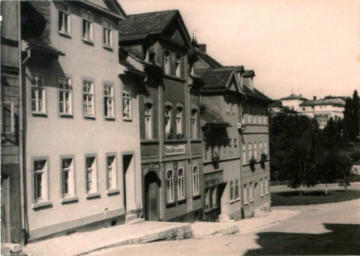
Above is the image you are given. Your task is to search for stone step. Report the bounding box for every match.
[126,218,145,225]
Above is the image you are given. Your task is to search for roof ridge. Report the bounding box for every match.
[127,9,179,17]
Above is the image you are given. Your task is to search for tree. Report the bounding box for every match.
[352,90,359,139]
[343,90,360,141]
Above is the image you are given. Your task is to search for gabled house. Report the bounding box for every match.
[118,10,204,221]
[20,0,143,241]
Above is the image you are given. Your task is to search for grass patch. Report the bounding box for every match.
[271,190,360,206]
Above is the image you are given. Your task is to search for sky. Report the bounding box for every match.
[119,0,360,100]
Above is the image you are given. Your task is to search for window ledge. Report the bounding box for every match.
[191,139,202,143]
[164,139,187,143]
[60,114,73,118]
[192,194,201,200]
[204,208,212,213]
[106,189,120,196]
[250,200,254,203]
[141,139,159,144]
[177,198,186,204]
[235,198,241,202]
[103,45,113,51]
[229,200,235,204]
[82,39,94,45]
[105,116,115,121]
[61,196,79,204]
[32,112,47,117]
[123,117,133,122]
[58,31,71,38]
[166,202,176,208]
[84,115,96,120]
[244,202,249,206]
[32,200,53,210]
[86,192,101,200]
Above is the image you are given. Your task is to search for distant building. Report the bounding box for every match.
[300,96,345,129]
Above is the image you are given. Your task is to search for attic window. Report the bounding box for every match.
[164,50,170,74]
[175,54,181,77]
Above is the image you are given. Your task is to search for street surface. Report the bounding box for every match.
[90,198,360,256]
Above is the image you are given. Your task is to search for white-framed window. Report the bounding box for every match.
[230,181,234,201]
[122,90,132,120]
[31,74,46,114]
[177,167,185,200]
[244,184,248,204]
[166,169,174,203]
[106,155,117,190]
[58,2,71,35]
[192,165,200,196]
[59,77,72,116]
[85,156,97,194]
[212,186,218,209]
[249,182,254,202]
[242,144,247,164]
[248,143,252,160]
[83,80,94,117]
[145,103,153,139]
[176,106,183,137]
[33,159,48,202]
[82,10,93,42]
[175,54,181,77]
[104,84,114,119]
[164,50,171,74]
[164,105,172,139]
[254,142,258,160]
[2,102,15,134]
[205,188,211,210]
[103,19,112,48]
[264,141,268,155]
[61,158,75,197]
[191,108,198,139]
[235,179,239,200]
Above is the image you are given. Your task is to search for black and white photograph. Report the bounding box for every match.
[1,0,359,255]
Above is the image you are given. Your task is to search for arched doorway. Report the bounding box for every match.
[144,171,161,221]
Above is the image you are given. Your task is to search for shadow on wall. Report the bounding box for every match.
[245,223,360,255]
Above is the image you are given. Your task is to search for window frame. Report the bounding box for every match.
[31,73,46,115]
[58,2,71,36]
[175,106,183,137]
[2,102,15,134]
[85,155,99,197]
[177,167,185,201]
[60,156,76,201]
[144,103,153,139]
[192,165,200,196]
[106,154,118,191]
[104,83,115,119]
[102,19,113,49]
[83,80,95,118]
[164,50,171,75]
[81,10,93,43]
[191,108,198,139]
[235,179,240,200]
[164,104,172,139]
[122,90,132,121]
[166,169,175,203]
[229,181,234,202]
[58,77,73,116]
[32,157,51,209]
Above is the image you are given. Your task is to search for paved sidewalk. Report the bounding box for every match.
[24,221,192,256]
[191,209,300,238]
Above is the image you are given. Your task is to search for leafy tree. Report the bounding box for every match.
[343,90,360,141]
[352,90,359,138]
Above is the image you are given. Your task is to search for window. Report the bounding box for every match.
[31,74,46,114]
[166,169,174,203]
[176,107,183,137]
[104,84,114,118]
[103,20,112,48]
[191,108,198,139]
[259,142,263,155]
[33,159,48,202]
[83,81,94,117]
[242,144,247,164]
[164,105,172,139]
[205,188,211,210]
[85,156,97,194]
[234,138,237,156]
[249,182,254,202]
[265,177,269,194]
[145,103,153,139]
[228,139,232,156]
[107,155,117,190]
[2,102,14,134]
[82,10,93,42]
[254,142,258,160]
[59,77,72,115]
[58,2,70,35]
[244,184,248,204]
[230,181,234,201]
[235,180,239,200]
[177,168,185,200]
[122,90,132,120]
[164,50,170,74]
[248,143,252,161]
[61,158,74,197]
[264,142,268,155]
[212,186,218,208]
[192,165,200,196]
[175,54,181,77]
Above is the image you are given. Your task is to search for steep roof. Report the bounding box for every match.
[280,93,307,101]
[196,68,234,90]
[243,85,273,102]
[269,100,283,108]
[80,0,126,19]
[193,47,222,68]
[300,97,346,107]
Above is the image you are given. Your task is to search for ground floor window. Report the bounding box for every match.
[177,167,185,200]
[192,165,200,196]
[212,186,218,209]
[244,184,248,204]
[33,159,48,202]
[235,180,240,200]
[166,169,174,203]
[230,181,234,201]
[61,157,75,197]
[86,156,98,194]
[205,188,211,210]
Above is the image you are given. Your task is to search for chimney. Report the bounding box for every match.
[198,44,207,53]
[313,96,317,100]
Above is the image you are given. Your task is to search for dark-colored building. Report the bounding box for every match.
[118,10,204,221]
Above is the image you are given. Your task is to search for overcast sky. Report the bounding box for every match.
[119,0,360,100]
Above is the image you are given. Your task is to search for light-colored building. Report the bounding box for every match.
[300,96,345,129]
[22,0,142,241]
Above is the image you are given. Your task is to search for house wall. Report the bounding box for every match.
[24,1,142,241]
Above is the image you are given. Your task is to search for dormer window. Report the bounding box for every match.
[82,10,93,43]
[58,2,71,35]
[164,50,171,74]
[102,19,112,48]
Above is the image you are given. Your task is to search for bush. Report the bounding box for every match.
[350,150,360,163]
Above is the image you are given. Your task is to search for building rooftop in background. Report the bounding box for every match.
[280,93,308,101]
[300,97,346,107]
